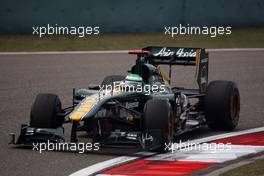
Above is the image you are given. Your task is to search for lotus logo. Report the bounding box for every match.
[154,47,196,57]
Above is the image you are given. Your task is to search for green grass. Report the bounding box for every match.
[220,159,264,176]
[0,28,264,51]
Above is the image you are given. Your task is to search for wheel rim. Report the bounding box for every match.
[231,92,239,125]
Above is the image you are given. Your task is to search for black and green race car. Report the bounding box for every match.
[10,46,240,152]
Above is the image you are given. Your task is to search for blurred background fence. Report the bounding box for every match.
[1,0,264,33]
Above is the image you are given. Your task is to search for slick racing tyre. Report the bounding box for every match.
[30,93,64,128]
[101,75,125,86]
[143,99,174,152]
[205,81,240,131]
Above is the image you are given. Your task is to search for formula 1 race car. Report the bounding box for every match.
[10,46,240,152]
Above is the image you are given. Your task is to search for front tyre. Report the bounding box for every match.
[143,99,174,152]
[30,93,64,128]
[205,81,240,131]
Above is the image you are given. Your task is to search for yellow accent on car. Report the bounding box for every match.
[69,99,97,122]
[114,85,122,93]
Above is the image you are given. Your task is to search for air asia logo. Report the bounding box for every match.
[153,47,196,57]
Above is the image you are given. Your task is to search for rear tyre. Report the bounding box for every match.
[30,93,64,128]
[143,99,174,152]
[205,81,240,131]
[101,75,125,86]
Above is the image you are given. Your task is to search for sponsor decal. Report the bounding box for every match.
[153,47,196,57]
[201,58,208,63]
[153,47,175,57]
[125,101,139,109]
[139,132,154,149]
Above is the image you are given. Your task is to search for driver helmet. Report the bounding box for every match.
[124,74,143,87]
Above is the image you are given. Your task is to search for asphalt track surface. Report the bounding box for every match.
[0,50,264,176]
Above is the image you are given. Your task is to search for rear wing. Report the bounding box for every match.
[129,46,209,92]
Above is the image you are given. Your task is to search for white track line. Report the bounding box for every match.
[0,48,264,55]
[69,126,264,176]
[70,155,137,176]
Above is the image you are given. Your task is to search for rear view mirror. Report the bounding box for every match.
[88,84,100,90]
